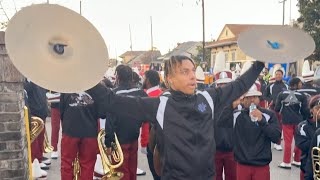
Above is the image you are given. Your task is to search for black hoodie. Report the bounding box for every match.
[264,80,288,108]
[304,128,320,180]
[218,107,281,166]
[60,92,99,138]
[87,61,265,180]
[295,119,319,173]
[274,89,310,125]
[104,85,147,146]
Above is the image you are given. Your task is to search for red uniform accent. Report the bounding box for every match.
[236,163,270,180]
[50,107,61,151]
[61,134,98,180]
[214,151,236,180]
[282,124,301,163]
[117,140,138,180]
[140,87,162,147]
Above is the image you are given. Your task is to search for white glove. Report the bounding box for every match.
[140,147,147,155]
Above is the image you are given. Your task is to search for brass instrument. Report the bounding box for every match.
[312,147,320,180]
[73,153,80,180]
[43,129,54,153]
[97,129,124,180]
[30,117,44,143]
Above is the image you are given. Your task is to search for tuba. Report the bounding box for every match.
[73,153,80,180]
[43,129,54,153]
[30,117,44,143]
[312,146,320,180]
[97,129,124,180]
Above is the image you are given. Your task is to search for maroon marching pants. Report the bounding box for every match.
[31,125,45,162]
[61,134,98,180]
[214,151,236,180]
[50,107,61,151]
[236,163,270,180]
[282,124,301,163]
[117,140,138,180]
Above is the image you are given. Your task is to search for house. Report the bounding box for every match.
[127,50,161,71]
[119,51,147,64]
[206,24,305,76]
[205,24,282,68]
[158,41,202,61]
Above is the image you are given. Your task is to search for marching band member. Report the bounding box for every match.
[104,65,148,180]
[24,80,50,172]
[87,55,265,180]
[302,95,320,180]
[93,78,114,179]
[275,78,310,169]
[60,91,99,180]
[214,70,236,180]
[140,70,162,180]
[295,95,320,180]
[217,84,281,180]
[264,69,288,151]
[298,60,320,100]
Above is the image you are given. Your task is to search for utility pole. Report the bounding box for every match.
[289,0,292,24]
[80,0,82,15]
[279,0,287,25]
[150,16,154,69]
[150,16,153,51]
[129,24,133,51]
[201,0,205,63]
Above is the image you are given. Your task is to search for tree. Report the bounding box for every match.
[297,0,320,61]
[192,45,211,67]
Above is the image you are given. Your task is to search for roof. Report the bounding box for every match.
[206,24,282,48]
[205,37,237,48]
[127,50,161,65]
[160,41,201,60]
[119,51,146,58]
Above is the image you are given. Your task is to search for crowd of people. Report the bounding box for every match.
[24,55,320,180]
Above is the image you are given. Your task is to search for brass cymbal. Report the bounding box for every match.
[5,4,109,93]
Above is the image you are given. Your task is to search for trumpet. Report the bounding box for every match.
[97,129,124,180]
[312,146,320,180]
[43,129,54,153]
[30,117,44,143]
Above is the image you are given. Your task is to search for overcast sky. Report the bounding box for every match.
[1,0,300,59]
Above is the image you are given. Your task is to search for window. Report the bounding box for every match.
[231,50,236,61]
[211,53,216,68]
[224,51,229,61]
[226,30,228,36]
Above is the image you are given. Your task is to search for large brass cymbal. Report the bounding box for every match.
[238,25,315,63]
[5,4,109,93]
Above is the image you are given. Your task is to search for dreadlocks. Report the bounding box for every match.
[163,55,195,88]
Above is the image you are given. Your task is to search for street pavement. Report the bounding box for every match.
[44,118,300,180]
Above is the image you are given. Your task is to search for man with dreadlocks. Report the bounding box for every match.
[87,55,265,180]
[295,95,320,180]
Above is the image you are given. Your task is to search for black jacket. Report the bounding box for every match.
[214,106,234,152]
[298,83,320,100]
[60,92,99,138]
[274,89,310,125]
[218,107,281,166]
[24,81,48,120]
[87,61,265,180]
[295,119,319,173]
[304,128,320,180]
[264,80,288,108]
[104,85,148,146]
